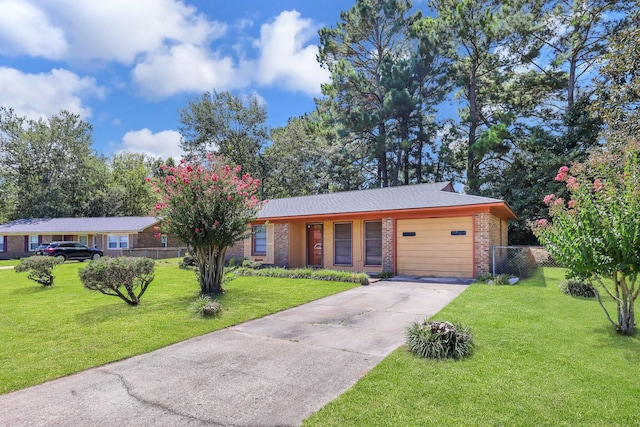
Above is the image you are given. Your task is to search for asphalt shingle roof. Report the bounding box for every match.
[257,182,509,219]
[0,217,160,235]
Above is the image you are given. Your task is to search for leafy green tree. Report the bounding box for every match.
[109,152,156,216]
[593,6,640,145]
[533,142,640,335]
[262,116,333,198]
[178,91,269,181]
[0,108,110,219]
[151,155,262,294]
[426,0,549,193]
[318,0,419,187]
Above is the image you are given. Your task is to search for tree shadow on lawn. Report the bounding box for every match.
[75,292,199,325]
[11,285,54,295]
[593,324,640,363]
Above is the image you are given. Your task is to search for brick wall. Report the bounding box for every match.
[135,226,182,248]
[1,236,27,259]
[274,223,289,268]
[474,213,491,276]
[382,217,394,272]
[226,240,245,264]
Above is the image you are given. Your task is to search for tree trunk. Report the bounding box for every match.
[467,63,479,193]
[196,245,228,294]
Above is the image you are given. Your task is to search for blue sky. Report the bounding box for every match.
[0,0,360,160]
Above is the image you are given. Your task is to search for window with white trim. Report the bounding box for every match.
[161,235,168,248]
[252,225,266,256]
[334,223,352,265]
[0,236,5,252]
[365,221,383,266]
[29,235,39,251]
[78,235,88,246]
[108,235,129,249]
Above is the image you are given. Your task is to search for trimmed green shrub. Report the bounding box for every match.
[405,318,474,360]
[189,295,223,317]
[242,260,262,269]
[560,279,596,298]
[475,272,493,283]
[180,255,197,269]
[233,267,370,285]
[79,257,155,306]
[377,271,394,280]
[491,274,512,286]
[14,256,63,287]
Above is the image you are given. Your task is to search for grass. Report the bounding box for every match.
[304,267,640,427]
[0,258,358,394]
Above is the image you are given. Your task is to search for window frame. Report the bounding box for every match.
[28,235,39,251]
[333,222,353,266]
[161,235,168,248]
[364,221,383,266]
[108,234,129,249]
[0,235,5,252]
[78,235,88,246]
[252,225,267,256]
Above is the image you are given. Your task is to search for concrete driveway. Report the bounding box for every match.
[0,279,469,427]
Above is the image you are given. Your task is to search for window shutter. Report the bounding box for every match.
[24,236,28,252]
[243,236,251,259]
[266,224,275,264]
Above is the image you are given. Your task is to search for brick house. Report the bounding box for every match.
[227,182,516,278]
[0,217,181,260]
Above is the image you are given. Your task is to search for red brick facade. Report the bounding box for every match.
[382,217,394,273]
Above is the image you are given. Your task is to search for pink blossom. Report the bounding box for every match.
[195,228,200,233]
[566,176,578,190]
[593,179,604,192]
[160,164,167,170]
[154,203,163,211]
[555,166,570,181]
[543,194,556,205]
[153,226,159,231]
[553,197,564,206]
[537,219,548,226]
[154,233,162,239]
[227,195,233,201]
[568,200,577,209]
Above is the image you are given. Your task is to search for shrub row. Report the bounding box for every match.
[232,266,370,286]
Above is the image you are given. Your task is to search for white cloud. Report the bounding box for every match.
[132,44,245,100]
[0,67,104,120]
[33,0,227,64]
[119,128,184,161]
[253,11,330,95]
[0,0,67,59]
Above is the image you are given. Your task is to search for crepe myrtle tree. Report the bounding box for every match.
[150,154,264,294]
[533,142,640,335]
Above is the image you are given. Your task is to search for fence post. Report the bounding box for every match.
[492,246,496,277]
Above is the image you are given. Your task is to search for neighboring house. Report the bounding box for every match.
[0,217,181,260]
[227,182,517,278]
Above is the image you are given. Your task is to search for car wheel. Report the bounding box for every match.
[91,253,101,260]
[55,254,66,262]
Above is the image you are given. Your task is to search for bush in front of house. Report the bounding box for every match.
[405,318,474,360]
[560,279,596,298]
[233,267,370,285]
[180,255,197,269]
[189,295,223,317]
[14,256,63,287]
[79,257,155,306]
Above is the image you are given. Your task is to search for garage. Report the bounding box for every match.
[396,217,474,278]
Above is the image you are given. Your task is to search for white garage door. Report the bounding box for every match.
[397,217,473,278]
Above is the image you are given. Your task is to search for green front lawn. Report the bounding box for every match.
[0,259,358,394]
[304,268,640,427]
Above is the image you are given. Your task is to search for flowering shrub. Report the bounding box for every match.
[533,143,640,335]
[150,154,264,294]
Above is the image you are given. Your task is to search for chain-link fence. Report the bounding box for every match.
[491,246,561,278]
[118,247,187,260]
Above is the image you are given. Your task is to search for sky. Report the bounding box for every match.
[0,0,361,160]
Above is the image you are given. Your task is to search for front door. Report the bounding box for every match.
[307,224,323,267]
